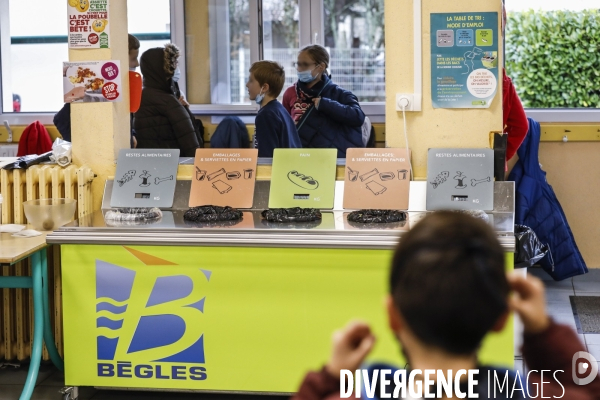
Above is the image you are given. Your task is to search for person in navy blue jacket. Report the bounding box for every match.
[247,60,301,157]
[283,45,365,158]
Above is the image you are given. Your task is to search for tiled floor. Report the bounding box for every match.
[1,267,599,400]
[513,267,600,377]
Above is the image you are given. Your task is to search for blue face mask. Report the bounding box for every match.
[297,68,317,83]
[172,67,181,82]
[254,88,265,105]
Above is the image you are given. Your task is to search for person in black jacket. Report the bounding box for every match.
[282,45,365,158]
[134,43,203,157]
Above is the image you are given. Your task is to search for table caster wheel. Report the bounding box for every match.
[59,386,79,400]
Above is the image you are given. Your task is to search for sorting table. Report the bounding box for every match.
[0,231,63,400]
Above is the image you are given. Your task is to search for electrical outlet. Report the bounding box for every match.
[396,93,422,112]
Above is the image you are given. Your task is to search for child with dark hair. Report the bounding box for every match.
[246,60,301,157]
[292,212,600,400]
[128,33,140,72]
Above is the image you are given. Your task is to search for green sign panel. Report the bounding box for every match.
[268,149,337,209]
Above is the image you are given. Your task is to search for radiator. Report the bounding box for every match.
[0,164,95,362]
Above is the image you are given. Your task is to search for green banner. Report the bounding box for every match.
[62,245,514,392]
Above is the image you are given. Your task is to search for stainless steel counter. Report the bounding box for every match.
[47,181,515,251]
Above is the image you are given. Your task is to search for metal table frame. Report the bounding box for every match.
[0,246,64,400]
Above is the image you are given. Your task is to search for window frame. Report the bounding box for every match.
[502,1,600,122]
[0,0,178,125]
[180,0,386,119]
[7,2,593,124]
[0,0,387,123]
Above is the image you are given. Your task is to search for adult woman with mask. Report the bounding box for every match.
[282,45,365,158]
[134,43,203,156]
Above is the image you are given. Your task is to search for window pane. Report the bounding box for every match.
[505,0,600,108]
[4,0,68,113]
[185,0,250,105]
[263,0,299,100]
[228,0,251,103]
[186,0,299,105]
[1,0,170,114]
[127,0,171,57]
[323,0,385,102]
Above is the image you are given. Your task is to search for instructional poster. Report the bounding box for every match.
[430,12,498,109]
[63,61,122,103]
[68,0,110,49]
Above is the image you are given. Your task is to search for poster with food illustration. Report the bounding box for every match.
[343,148,411,210]
[189,149,259,208]
[68,0,110,49]
[268,149,337,209]
[63,60,122,103]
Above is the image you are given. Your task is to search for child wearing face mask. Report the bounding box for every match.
[246,61,301,157]
[282,45,365,158]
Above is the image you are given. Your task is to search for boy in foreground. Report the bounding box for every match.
[292,212,600,399]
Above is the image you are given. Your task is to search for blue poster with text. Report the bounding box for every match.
[430,12,499,109]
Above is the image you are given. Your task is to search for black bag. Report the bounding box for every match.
[514,224,551,269]
[347,210,406,224]
[184,205,243,222]
[261,208,322,223]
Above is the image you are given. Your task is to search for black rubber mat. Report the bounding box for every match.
[571,296,600,334]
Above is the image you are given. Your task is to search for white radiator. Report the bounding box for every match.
[0,164,95,362]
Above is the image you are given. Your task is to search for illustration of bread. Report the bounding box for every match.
[287,170,319,190]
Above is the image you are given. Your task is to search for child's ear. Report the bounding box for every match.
[490,310,510,332]
[386,295,403,333]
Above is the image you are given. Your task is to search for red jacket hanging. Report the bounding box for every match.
[16,121,53,157]
[503,70,529,160]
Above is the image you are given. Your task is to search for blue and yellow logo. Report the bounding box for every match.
[94,250,211,381]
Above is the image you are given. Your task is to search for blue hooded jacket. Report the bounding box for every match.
[508,118,587,280]
[283,74,365,157]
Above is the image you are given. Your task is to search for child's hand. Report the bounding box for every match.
[312,97,321,109]
[507,272,551,335]
[179,95,189,107]
[325,321,375,379]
